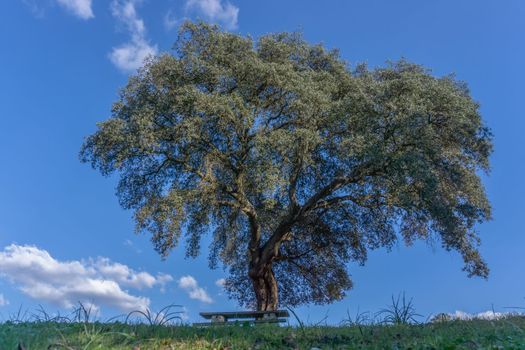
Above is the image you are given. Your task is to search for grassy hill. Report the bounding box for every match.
[1,316,525,349]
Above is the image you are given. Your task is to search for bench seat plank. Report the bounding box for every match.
[199,310,289,319]
[193,318,287,326]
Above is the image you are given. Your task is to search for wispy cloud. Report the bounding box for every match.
[56,0,94,19]
[22,0,93,20]
[21,0,47,18]
[109,0,158,72]
[215,278,226,288]
[178,275,213,303]
[185,0,239,30]
[215,278,226,296]
[124,239,142,254]
[0,294,8,307]
[164,10,183,31]
[156,273,174,293]
[0,244,172,312]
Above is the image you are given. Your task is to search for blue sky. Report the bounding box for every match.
[0,0,524,324]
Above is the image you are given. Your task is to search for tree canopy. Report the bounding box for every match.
[80,21,492,310]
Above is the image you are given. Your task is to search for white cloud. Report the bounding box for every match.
[443,310,519,321]
[164,10,182,31]
[0,244,173,312]
[215,278,226,296]
[215,278,226,288]
[111,0,146,37]
[157,273,174,285]
[93,257,171,290]
[475,310,507,320]
[56,0,94,19]
[109,0,158,72]
[178,275,213,303]
[156,273,174,293]
[185,0,239,30]
[110,41,156,72]
[178,275,198,289]
[0,294,9,307]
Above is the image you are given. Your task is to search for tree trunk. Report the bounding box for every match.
[249,263,278,311]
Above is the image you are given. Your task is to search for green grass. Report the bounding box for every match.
[2,316,525,349]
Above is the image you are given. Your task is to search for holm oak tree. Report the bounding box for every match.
[81,22,492,311]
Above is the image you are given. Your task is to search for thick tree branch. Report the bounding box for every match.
[288,153,303,209]
[314,193,386,210]
[258,161,386,267]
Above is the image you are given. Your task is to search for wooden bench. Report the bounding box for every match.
[193,310,289,326]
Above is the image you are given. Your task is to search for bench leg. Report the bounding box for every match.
[211,315,226,323]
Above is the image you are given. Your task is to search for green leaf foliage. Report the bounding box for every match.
[80,21,492,308]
